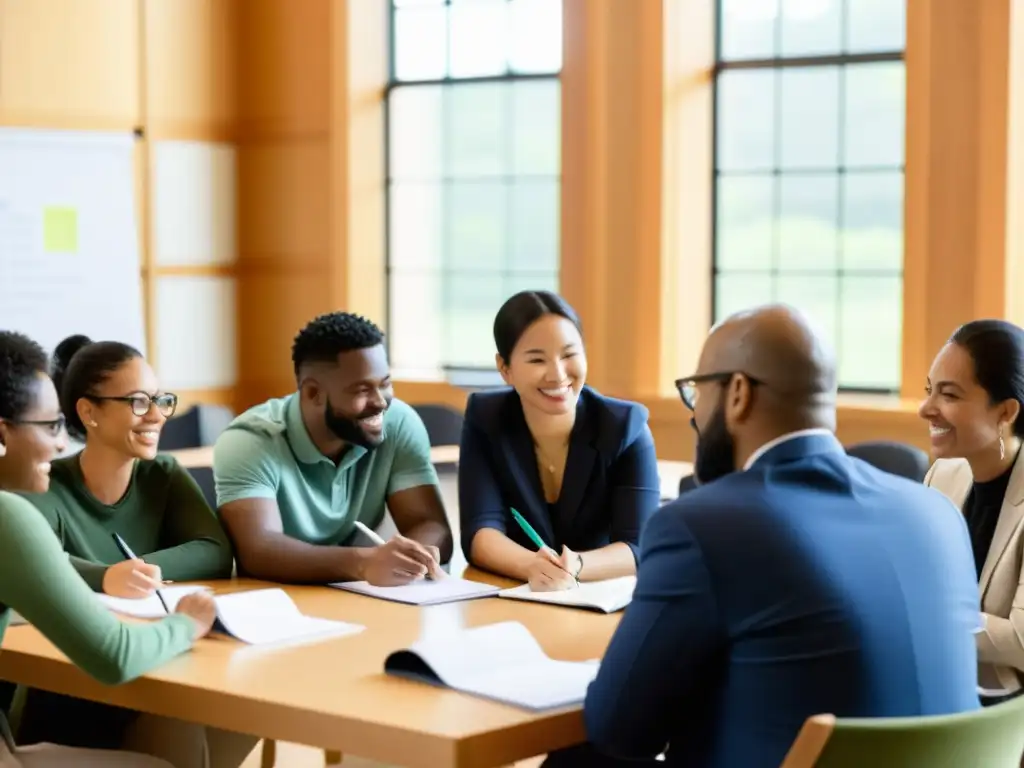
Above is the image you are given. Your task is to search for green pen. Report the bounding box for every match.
[510,507,551,552]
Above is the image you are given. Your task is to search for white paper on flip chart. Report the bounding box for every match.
[385,620,599,711]
[0,129,145,355]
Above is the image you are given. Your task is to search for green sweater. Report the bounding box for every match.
[0,491,195,685]
[22,454,233,591]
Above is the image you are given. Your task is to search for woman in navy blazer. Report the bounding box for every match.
[459,290,661,591]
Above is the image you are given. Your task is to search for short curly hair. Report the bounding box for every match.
[0,331,49,421]
[291,312,385,375]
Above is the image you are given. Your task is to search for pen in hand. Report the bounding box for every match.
[352,521,443,580]
[111,532,169,613]
[509,507,577,582]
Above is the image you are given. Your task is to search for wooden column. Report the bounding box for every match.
[560,0,665,400]
[902,0,1018,395]
[235,0,387,408]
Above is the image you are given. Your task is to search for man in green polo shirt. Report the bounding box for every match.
[213,312,453,585]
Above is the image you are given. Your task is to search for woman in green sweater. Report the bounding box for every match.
[14,336,254,764]
[24,334,233,593]
[0,330,216,766]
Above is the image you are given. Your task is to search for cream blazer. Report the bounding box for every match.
[925,456,1024,691]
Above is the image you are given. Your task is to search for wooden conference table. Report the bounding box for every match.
[0,570,621,768]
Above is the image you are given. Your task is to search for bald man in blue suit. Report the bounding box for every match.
[544,305,981,768]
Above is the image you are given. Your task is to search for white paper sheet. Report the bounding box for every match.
[329,577,499,606]
[499,576,637,613]
[97,585,211,619]
[212,588,364,645]
[386,621,599,710]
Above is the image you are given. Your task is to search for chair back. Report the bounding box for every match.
[186,465,217,509]
[678,473,698,496]
[412,404,464,447]
[845,440,930,482]
[159,405,234,451]
[782,695,1024,768]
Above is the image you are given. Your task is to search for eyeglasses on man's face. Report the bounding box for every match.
[88,392,178,419]
[674,372,762,411]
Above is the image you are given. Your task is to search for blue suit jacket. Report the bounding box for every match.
[458,386,661,562]
[585,433,981,768]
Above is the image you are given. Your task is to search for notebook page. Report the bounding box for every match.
[458,658,600,710]
[500,576,636,612]
[97,585,211,619]
[330,578,499,605]
[406,621,551,687]
[214,588,363,645]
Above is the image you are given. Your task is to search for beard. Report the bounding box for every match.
[692,403,736,485]
[324,396,389,450]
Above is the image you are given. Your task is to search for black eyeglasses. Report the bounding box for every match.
[674,372,762,411]
[2,414,66,437]
[87,392,178,418]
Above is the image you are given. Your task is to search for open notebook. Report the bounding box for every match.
[498,576,637,613]
[99,586,364,646]
[384,620,599,711]
[329,577,499,606]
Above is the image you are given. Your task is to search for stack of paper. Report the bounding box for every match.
[385,620,599,711]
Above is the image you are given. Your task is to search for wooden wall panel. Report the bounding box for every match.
[237,141,330,258]
[236,0,330,138]
[144,0,238,139]
[0,0,140,128]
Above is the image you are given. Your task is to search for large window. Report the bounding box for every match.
[386,0,562,379]
[713,0,906,391]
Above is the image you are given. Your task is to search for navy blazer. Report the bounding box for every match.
[585,433,981,768]
[458,386,660,563]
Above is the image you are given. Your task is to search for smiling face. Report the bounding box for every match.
[79,356,171,460]
[498,314,586,417]
[0,373,67,492]
[313,344,393,450]
[919,342,1020,461]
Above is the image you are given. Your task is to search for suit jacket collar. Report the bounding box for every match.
[747,430,845,471]
[500,389,600,543]
[979,452,1024,596]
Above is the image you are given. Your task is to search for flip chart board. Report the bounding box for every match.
[0,129,146,354]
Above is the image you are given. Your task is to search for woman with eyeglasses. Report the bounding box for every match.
[21,335,233,595]
[0,330,220,766]
[14,336,255,764]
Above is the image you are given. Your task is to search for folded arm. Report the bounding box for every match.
[585,508,721,759]
[0,495,195,685]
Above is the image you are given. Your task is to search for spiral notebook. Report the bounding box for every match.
[384,620,599,710]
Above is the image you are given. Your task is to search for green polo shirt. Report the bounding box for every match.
[212,394,438,545]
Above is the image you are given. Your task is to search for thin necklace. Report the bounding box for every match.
[534,439,568,474]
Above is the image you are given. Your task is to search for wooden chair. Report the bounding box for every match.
[259,740,342,767]
[781,693,1024,767]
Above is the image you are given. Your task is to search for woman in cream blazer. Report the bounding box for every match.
[920,320,1024,695]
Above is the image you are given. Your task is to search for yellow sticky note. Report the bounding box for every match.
[43,207,78,253]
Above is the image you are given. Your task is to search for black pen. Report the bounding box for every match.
[111,533,169,614]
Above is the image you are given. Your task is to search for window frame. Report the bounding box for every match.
[384,0,563,384]
[709,2,905,394]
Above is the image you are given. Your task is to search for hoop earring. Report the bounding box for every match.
[1000,432,1006,461]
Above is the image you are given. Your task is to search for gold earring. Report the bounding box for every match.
[88,420,98,428]
[1000,426,1006,461]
